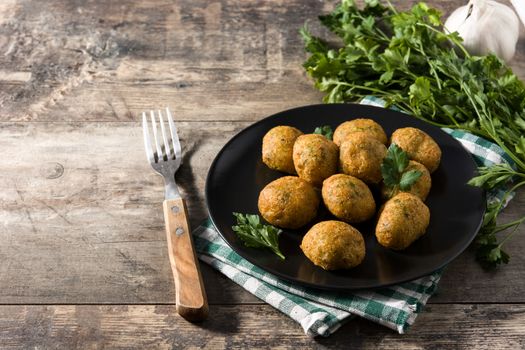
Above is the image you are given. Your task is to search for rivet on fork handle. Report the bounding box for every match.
[163,198,209,322]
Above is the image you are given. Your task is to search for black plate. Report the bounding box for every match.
[205,103,485,291]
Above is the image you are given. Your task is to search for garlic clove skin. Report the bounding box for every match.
[510,0,525,29]
[444,0,520,63]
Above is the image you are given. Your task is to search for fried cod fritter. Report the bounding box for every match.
[322,174,376,223]
[293,134,339,186]
[301,220,365,270]
[262,125,303,174]
[333,118,388,146]
[258,176,319,229]
[390,127,442,173]
[339,133,387,184]
[375,192,430,250]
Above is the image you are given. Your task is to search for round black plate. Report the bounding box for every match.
[205,103,485,291]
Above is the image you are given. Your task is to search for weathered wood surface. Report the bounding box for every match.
[0,121,252,304]
[0,0,524,347]
[0,305,524,349]
[1,0,522,123]
[1,121,524,305]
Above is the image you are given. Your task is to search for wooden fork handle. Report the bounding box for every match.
[163,198,208,322]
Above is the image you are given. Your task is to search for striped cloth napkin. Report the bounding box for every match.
[193,96,513,337]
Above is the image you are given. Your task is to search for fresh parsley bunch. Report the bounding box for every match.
[301,0,525,268]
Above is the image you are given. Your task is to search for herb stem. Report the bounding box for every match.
[384,0,398,14]
[497,216,525,248]
[415,22,471,58]
[493,216,525,234]
[335,82,398,97]
[272,248,286,260]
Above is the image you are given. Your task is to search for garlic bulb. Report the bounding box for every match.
[510,0,525,30]
[444,0,520,62]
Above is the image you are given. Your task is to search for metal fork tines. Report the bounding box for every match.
[142,108,182,200]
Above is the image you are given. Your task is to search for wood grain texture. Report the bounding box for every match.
[163,198,208,321]
[0,0,328,122]
[0,304,524,349]
[0,121,524,305]
[0,121,255,304]
[0,0,522,122]
[0,0,525,346]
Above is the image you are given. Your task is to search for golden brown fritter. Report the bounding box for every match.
[301,220,365,270]
[339,133,387,184]
[293,134,339,186]
[381,160,432,201]
[390,127,442,173]
[333,118,388,146]
[322,174,376,223]
[262,125,303,174]
[375,192,430,250]
[258,176,319,229]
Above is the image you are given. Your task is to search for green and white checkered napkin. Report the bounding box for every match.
[192,96,514,337]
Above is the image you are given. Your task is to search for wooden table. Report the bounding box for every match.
[1,0,524,348]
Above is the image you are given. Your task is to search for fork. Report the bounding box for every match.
[142,107,208,322]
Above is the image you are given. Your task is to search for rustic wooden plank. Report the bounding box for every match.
[0,304,523,349]
[0,0,522,347]
[0,0,523,122]
[9,80,324,122]
[0,121,524,305]
[0,121,257,304]
[433,189,525,303]
[0,0,329,121]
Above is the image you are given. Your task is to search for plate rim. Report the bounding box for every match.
[205,102,486,291]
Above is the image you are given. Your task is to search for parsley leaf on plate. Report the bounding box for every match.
[399,170,423,191]
[381,143,422,197]
[232,213,285,260]
[313,125,334,140]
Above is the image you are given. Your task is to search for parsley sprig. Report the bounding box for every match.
[232,213,285,260]
[381,143,422,198]
[313,125,334,140]
[301,0,525,268]
[469,164,525,268]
